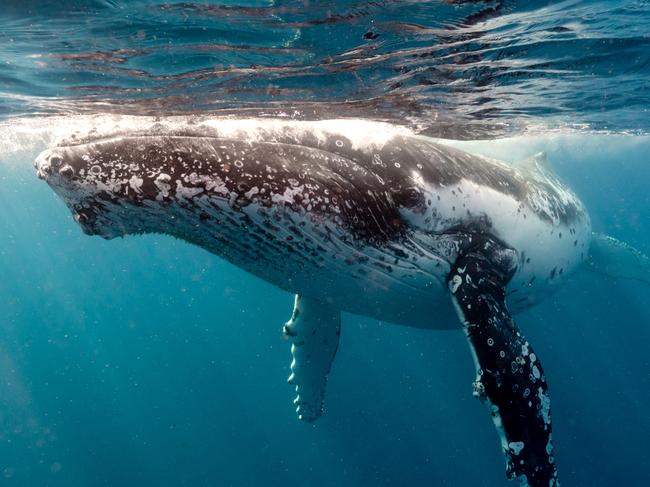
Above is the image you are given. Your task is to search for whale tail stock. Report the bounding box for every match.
[586,233,650,287]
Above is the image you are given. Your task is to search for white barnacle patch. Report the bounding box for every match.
[508,441,525,456]
[128,175,144,194]
[272,184,305,206]
[245,186,260,199]
[532,365,541,380]
[186,172,201,184]
[546,435,554,455]
[449,274,462,293]
[537,387,551,426]
[175,180,203,199]
[203,174,228,196]
[154,173,172,199]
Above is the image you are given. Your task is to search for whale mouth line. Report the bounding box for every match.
[69,202,117,240]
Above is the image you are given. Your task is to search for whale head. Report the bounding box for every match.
[34,136,177,240]
[33,123,425,247]
[35,145,118,239]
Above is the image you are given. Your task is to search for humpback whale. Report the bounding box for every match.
[34,118,650,486]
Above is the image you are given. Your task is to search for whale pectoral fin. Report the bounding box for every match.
[283,294,341,422]
[587,233,650,287]
[448,239,559,486]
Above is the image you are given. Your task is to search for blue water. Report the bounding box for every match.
[1,1,650,486]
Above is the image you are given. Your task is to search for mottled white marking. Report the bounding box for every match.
[449,274,462,293]
[176,180,204,199]
[532,365,541,380]
[509,441,525,455]
[128,175,143,193]
[537,387,551,426]
[154,173,171,199]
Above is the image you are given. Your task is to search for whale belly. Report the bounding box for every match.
[197,185,591,329]
[287,250,459,329]
[475,184,592,311]
[400,174,593,316]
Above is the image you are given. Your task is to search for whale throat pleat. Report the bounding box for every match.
[587,233,650,287]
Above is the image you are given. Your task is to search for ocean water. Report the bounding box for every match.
[1,2,650,487]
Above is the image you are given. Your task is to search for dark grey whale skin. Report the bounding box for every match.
[34,124,589,333]
[39,122,583,236]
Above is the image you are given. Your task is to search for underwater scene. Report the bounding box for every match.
[1,1,650,486]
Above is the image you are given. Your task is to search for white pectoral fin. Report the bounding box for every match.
[284,295,341,422]
[587,233,650,287]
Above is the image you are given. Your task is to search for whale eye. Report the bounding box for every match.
[394,187,424,208]
[49,155,63,167]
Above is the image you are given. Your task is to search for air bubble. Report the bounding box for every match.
[335,140,344,147]
[487,338,494,346]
